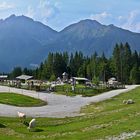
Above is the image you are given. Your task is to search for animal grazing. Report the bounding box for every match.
[123,99,134,104]
[126,99,134,104]
[123,100,127,104]
[17,111,26,123]
[28,118,36,131]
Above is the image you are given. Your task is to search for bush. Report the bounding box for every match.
[49,74,56,81]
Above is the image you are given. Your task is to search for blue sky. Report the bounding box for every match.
[0,0,140,32]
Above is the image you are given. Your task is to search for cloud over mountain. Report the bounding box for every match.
[0,1,15,10]
[25,0,60,24]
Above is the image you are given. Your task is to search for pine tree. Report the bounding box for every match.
[10,67,22,79]
[112,43,121,81]
[130,65,140,84]
[123,42,132,83]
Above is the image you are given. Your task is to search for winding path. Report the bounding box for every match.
[0,85,139,118]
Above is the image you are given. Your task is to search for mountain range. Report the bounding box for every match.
[0,15,140,72]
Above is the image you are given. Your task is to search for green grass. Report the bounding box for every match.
[0,86,140,139]
[0,92,47,107]
[55,84,111,97]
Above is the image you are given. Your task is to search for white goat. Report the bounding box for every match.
[126,99,134,104]
[28,118,36,131]
[123,99,134,104]
[17,111,26,122]
[123,100,127,104]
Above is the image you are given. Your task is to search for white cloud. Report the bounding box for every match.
[90,12,111,22]
[90,10,140,33]
[118,16,123,20]
[119,10,140,32]
[39,0,53,19]
[0,2,15,10]
[26,6,34,18]
[26,0,60,24]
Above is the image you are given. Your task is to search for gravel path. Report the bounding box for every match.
[0,85,139,118]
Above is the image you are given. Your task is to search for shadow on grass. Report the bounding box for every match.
[34,128,44,132]
[23,122,44,132]
[0,123,6,128]
[28,128,44,132]
[23,121,29,126]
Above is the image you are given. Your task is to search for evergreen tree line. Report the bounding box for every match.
[10,43,140,84]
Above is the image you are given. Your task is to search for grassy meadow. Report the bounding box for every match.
[0,92,47,107]
[0,87,140,139]
[55,84,111,97]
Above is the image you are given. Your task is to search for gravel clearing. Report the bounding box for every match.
[0,85,139,118]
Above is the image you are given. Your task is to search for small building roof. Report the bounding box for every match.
[16,75,33,80]
[62,72,68,76]
[108,77,116,81]
[0,75,8,79]
[73,77,89,81]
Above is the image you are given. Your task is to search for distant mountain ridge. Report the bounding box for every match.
[0,15,140,72]
[45,19,140,56]
[0,15,57,72]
